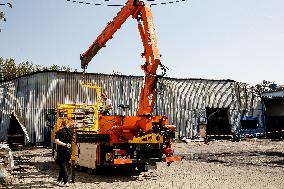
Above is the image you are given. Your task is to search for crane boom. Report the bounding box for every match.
[80,0,162,116]
[80,0,137,68]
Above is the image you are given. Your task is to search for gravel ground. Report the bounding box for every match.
[7,139,284,189]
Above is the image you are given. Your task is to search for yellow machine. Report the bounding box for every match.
[51,84,101,166]
[52,84,101,131]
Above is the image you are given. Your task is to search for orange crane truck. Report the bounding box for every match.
[52,0,181,181]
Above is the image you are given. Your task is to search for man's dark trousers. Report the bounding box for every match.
[57,150,71,183]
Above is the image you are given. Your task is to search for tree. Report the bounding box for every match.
[0,57,73,82]
[49,64,72,72]
[61,66,72,72]
[253,80,274,96]
[17,61,37,77]
[0,58,17,81]
[49,64,61,71]
[0,57,4,81]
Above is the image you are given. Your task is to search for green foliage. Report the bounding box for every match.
[0,58,17,81]
[17,61,38,76]
[49,64,61,71]
[0,57,73,82]
[253,80,274,96]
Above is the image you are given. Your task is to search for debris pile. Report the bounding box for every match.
[0,144,14,186]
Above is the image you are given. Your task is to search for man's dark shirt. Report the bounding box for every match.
[55,127,72,152]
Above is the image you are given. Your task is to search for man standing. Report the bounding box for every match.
[100,93,113,116]
[54,120,72,187]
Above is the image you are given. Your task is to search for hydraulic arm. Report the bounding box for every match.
[80,0,161,116]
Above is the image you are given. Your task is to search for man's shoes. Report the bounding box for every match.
[59,182,70,187]
[56,181,63,186]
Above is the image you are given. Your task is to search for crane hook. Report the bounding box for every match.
[82,67,86,81]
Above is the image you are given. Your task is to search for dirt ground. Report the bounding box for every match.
[7,139,284,189]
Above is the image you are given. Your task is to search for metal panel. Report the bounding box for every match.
[156,78,263,138]
[0,71,262,144]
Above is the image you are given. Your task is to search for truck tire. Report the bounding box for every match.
[87,168,95,175]
[137,164,148,172]
[71,160,75,183]
[75,165,84,172]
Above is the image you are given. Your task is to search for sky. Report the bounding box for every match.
[0,0,284,85]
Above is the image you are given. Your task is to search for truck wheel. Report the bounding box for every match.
[232,134,240,142]
[87,168,95,175]
[75,165,83,172]
[149,163,157,170]
[71,161,75,183]
[137,164,148,172]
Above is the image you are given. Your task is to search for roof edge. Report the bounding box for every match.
[0,70,236,83]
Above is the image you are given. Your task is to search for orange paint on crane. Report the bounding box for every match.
[81,0,162,117]
[78,0,181,170]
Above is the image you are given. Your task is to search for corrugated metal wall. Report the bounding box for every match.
[156,78,263,138]
[0,71,262,144]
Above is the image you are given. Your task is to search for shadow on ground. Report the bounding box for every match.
[178,151,284,168]
[10,149,148,188]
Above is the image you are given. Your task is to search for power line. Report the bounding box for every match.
[65,0,188,7]
[0,2,13,32]
[0,2,12,8]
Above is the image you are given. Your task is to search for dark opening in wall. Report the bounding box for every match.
[265,116,284,139]
[263,98,284,139]
[206,107,231,138]
[241,120,258,129]
[8,113,25,149]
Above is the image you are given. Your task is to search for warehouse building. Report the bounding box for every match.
[0,71,262,145]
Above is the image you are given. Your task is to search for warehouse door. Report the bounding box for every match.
[206,108,231,136]
[263,98,284,138]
